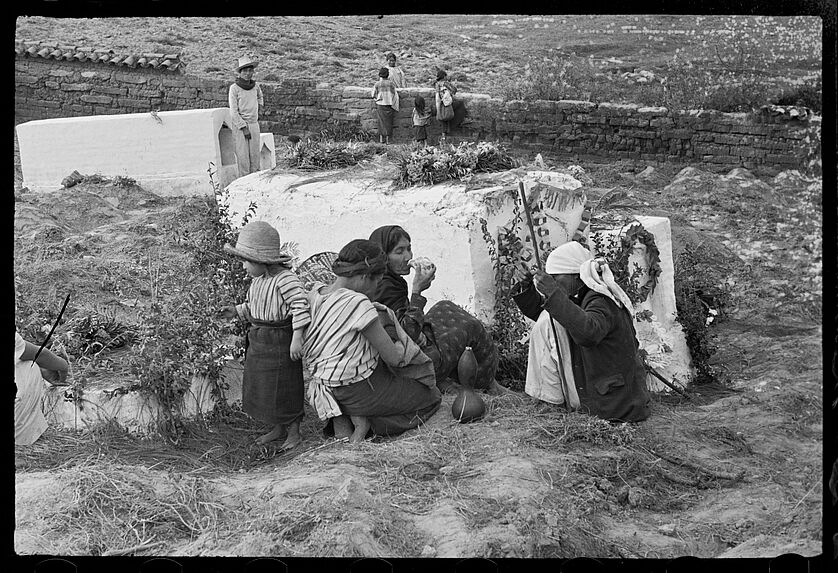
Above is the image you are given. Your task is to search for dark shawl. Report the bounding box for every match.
[368,225,410,314]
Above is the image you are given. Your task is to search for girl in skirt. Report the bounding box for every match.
[219,221,310,449]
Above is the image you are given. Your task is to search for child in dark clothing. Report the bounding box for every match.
[412,95,432,146]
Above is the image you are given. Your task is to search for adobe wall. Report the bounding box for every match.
[15,56,819,175]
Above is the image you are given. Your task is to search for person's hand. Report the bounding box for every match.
[533,270,563,300]
[289,337,303,361]
[511,260,533,285]
[217,306,237,320]
[242,126,251,140]
[410,258,436,294]
[40,367,68,386]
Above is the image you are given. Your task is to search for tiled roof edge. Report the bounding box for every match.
[15,40,184,71]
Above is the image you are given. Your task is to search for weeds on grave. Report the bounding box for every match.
[478,206,530,390]
[285,139,378,170]
[126,166,258,440]
[673,243,732,386]
[393,141,519,188]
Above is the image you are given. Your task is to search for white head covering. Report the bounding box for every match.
[545,241,635,311]
[545,241,592,274]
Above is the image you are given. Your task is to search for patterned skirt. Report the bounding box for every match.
[242,318,304,426]
[424,300,499,390]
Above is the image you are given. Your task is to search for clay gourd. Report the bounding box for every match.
[452,346,486,423]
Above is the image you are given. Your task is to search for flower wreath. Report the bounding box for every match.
[609,222,662,304]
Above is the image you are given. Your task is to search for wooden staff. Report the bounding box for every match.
[647,365,691,399]
[30,293,71,367]
[518,181,572,412]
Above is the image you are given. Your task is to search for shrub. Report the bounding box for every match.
[318,120,372,142]
[126,167,257,438]
[672,243,732,386]
[285,139,377,170]
[773,75,822,113]
[393,141,519,188]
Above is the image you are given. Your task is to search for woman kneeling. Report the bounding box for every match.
[304,239,442,443]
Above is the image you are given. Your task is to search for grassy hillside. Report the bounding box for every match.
[15,15,821,110]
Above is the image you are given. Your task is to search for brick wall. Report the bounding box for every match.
[15,57,820,175]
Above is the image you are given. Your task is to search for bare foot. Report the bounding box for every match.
[255,424,286,445]
[280,421,302,450]
[333,415,353,439]
[349,415,370,444]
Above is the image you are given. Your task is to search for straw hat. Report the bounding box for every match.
[223,221,292,265]
[236,55,257,72]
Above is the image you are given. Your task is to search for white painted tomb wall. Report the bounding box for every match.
[224,170,587,325]
[16,108,249,196]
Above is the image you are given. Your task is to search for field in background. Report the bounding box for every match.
[15,15,821,109]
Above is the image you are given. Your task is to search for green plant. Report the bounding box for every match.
[773,75,822,113]
[393,141,519,188]
[318,120,372,142]
[125,164,258,440]
[482,199,531,390]
[286,139,377,170]
[672,243,732,386]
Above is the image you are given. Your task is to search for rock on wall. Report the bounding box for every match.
[223,170,586,325]
[15,56,820,175]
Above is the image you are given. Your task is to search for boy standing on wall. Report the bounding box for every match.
[228,55,264,177]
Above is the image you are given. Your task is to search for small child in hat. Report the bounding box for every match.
[218,221,310,449]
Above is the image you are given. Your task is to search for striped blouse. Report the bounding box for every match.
[235,268,311,330]
[303,282,380,387]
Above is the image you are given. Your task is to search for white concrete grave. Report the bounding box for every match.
[15,108,274,196]
[224,169,587,325]
[42,364,245,434]
[591,216,693,392]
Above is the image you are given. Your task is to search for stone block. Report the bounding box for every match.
[62,82,91,91]
[224,170,586,325]
[48,69,75,78]
[79,94,112,104]
[16,75,41,86]
[597,102,639,115]
[114,73,149,84]
[92,85,128,96]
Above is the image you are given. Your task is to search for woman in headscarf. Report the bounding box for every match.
[304,239,441,443]
[511,240,651,422]
[368,225,500,394]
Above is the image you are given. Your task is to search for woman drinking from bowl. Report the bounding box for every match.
[368,225,501,394]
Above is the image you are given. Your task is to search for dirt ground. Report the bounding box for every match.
[12,149,823,559]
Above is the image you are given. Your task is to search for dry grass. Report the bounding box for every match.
[31,460,227,556]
